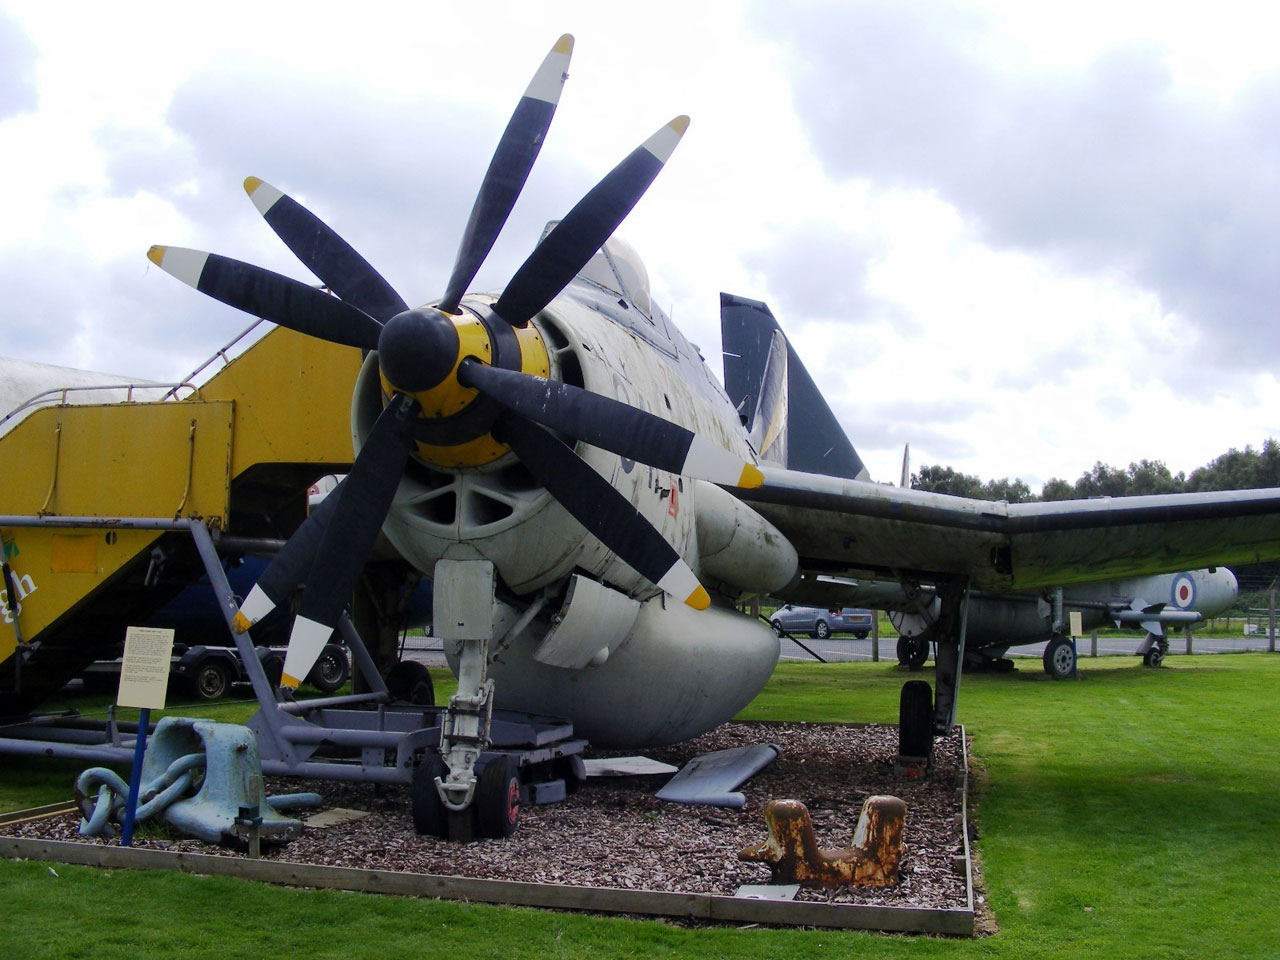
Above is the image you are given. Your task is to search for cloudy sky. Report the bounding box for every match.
[2,0,1277,489]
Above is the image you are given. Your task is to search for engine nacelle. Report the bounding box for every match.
[357,290,754,605]
[459,596,780,747]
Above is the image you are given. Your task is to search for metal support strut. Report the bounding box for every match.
[433,557,499,812]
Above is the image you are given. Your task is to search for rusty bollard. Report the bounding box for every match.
[739,796,906,888]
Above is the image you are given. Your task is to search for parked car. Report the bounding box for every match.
[770,605,875,639]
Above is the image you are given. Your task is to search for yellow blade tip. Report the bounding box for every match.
[232,611,252,634]
[685,585,711,610]
[244,176,263,195]
[738,463,765,489]
[146,245,165,266]
[554,34,574,54]
[280,673,302,689]
[670,115,690,136]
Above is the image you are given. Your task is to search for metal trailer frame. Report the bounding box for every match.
[0,514,585,796]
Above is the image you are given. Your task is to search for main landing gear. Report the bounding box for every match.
[895,578,970,776]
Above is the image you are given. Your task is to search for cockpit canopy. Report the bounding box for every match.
[540,221,652,318]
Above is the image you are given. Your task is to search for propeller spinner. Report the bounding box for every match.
[149,35,762,688]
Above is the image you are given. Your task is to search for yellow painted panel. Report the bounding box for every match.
[0,400,233,522]
[0,526,159,655]
[50,534,97,573]
[196,326,363,477]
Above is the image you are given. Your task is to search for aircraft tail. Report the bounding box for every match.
[746,329,788,466]
[720,292,868,481]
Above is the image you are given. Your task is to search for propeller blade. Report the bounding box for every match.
[280,393,420,687]
[244,177,410,323]
[492,115,689,328]
[498,416,709,610]
[459,359,763,488]
[438,34,574,315]
[232,478,346,633]
[147,245,382,350]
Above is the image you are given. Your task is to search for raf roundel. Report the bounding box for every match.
[1170,572,1196,609]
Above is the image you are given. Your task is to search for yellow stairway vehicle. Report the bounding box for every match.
[0,327,362,717]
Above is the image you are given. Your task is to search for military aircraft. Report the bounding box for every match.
[722,297,1246,680]
[147,35,1280,835]
[890,567,1239,677]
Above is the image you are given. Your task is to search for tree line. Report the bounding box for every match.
[911,439,1280,502]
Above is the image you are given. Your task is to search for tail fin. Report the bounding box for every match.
[747,329,789,465]
[720,292,868,481]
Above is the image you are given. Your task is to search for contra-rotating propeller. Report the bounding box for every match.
[148,35,762,688]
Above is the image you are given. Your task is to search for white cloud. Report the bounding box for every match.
[0,0,1277,489]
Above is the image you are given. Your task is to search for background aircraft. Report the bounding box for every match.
[891,567,1238,677]
[147,36,1280,836]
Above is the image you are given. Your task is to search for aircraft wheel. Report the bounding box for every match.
[308,644,350,692]
[1043,635,1076,679]
[897,635,928,670]
[813,620,831,639]
[898,680,934,759]
[477,755,521,838]
[411,752,448,837]
[189,660,230,700]
[387,660,435,705]
[1143,645,1165,668]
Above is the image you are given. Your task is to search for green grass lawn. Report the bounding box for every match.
[2,656,1276,959]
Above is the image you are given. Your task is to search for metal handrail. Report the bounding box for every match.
[161,318,271,400]
[0,382,198,429]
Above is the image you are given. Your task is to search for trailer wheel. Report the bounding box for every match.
[411,752,447,837]
[190,660,230,700]
[477,755,521,838]
[258,652,284,688]
[387,660,435,705]
[308,645,350,692]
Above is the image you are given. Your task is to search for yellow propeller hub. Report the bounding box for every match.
[377,304,550,469]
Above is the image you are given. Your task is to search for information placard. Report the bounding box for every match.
[1068,611,1084,637]
[116,625,175,710]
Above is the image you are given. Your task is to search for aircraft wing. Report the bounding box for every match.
[739,467,1280,592]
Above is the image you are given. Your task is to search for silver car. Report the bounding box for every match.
[770,604,875,639]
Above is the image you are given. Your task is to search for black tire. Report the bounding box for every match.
[1143,645,1165,668]
[1043,635,1076,679]
[308,644,350,693]
[770,620,783,637]
[387,660,435,705]
[411,752,448,837]
[476,754,521,838]
[898,680,934,759]
[854,630,869,640]
[813,620,831,639]
[82,671,118,694]
[897,635,928,670]
[189,660,230,700]
[258,652,284,688]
